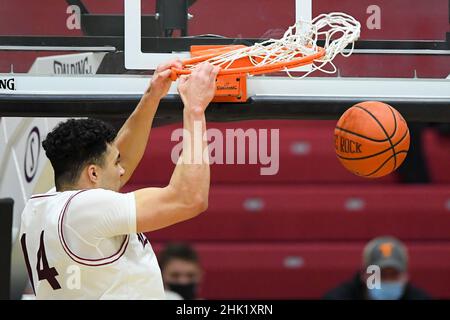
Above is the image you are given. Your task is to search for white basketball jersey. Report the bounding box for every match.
[19,188,166,299]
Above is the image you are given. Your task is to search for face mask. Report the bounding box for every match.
[367,281,406,300]
[167,282,198,300]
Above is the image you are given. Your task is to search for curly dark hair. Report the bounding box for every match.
[158,243,200,271]
[42,118,117,190]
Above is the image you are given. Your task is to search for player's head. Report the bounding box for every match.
[159,243,202,300]
[361,236,409,300]
[42,118,124,192]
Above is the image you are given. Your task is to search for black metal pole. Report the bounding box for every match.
[0,198,14,300]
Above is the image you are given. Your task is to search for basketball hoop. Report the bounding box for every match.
[171,12,361,84]
[170,12,360,102]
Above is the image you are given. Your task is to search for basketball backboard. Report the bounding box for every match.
[0,0,448,122]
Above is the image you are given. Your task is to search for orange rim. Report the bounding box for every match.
[170,46,326,80]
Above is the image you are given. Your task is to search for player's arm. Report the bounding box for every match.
[114,59,182,188]
[134,63,219,232]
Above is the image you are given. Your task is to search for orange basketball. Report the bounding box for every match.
[334,101,410,178]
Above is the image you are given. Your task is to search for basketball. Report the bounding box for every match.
[335,101,410,178]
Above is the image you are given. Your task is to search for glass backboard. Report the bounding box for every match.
[0,0,448,122]
[0,0,448,75]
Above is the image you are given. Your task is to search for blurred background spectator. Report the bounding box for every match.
[324,236,431,300]
[158,242,203,300]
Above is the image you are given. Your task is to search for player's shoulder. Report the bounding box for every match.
[26,188,133,212]
[78,188,131,198]
[62,188,136,224]
[29,187,59,200]
[67,188,133,208]
[25,189,64,212]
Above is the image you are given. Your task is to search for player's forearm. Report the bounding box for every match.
[168,107,210,212]
[115,92,160,185]
[134,109,209,233]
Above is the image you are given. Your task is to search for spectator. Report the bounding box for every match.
[323,236,431,300]
[158,243,203,300]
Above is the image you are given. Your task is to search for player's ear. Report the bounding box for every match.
[87,164,100,184]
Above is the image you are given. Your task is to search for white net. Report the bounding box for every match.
[184,12,361,78]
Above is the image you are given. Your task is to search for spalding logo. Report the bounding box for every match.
[53,57,93,75]
[0,78,15,90]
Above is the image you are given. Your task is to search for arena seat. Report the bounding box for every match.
[151,242,450,299]
[423,128,450,183]
[119,185,450,241]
